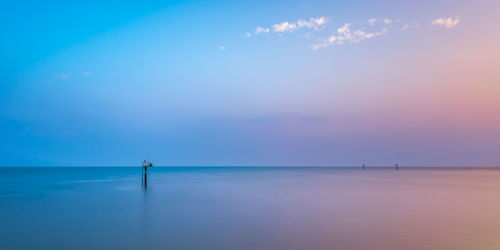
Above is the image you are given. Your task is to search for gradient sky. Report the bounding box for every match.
[1,0,499,166]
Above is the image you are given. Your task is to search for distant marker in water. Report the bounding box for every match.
[142,156,154,186]
[362,164,366,170]
[395,163,399,170]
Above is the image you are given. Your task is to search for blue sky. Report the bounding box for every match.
[1,0,499,166]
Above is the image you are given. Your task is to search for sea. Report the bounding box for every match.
[1,167,500,250]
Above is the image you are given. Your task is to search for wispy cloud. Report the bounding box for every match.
[432,17,459,29]
[81,72,93,76]
[59,74,68,80]
[252,17,327,35]
[297,17,326,29]
[312,22,388,50]
[219,45,225,50]
[255,26,270,34]
[367,18,393,26]
[249,15,459,50]
[273,22,297,32]
[311,36,336,50]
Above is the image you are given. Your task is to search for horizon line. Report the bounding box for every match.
[2,165,500,168]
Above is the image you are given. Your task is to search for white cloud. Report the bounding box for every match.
[297,20,312,28]
[273,22,297,32]
[81,72,92,76]
[432,17,459,28]
[337,23,351,34]
[254,16,327,35]
[312,36,336,50]
[313,23,388,50]
[314,17,326,26]
[250,16,402,50]
[368,18,393,26]
[59,74,68,80]
[335,23,352,44]
[351,28,386,43]
[255,26,270,34]
[218,46,225,50]
[353,30,374,42]
[245,32,252,38]
[297,17,327,29]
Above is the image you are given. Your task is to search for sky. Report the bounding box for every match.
[1,0,499,166]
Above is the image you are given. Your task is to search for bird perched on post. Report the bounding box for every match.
[142,157,153,185]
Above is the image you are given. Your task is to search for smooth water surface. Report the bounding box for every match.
[1,167,500,250]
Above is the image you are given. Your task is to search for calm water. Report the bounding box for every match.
[1,167,500,250]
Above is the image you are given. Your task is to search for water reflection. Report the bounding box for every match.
[1,167,500,250]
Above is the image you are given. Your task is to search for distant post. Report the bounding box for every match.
[142,158,153,186]
[362,164,366,170]
[395,163,399,170]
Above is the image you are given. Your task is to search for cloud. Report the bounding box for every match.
[353,28,387,43]
[401,23,409,31]
[59,74,68,80]
[432,17,459,28]
[338,25,386,44]
[218,46,225,50]
[254,16,327,35]
[81,72,93,76]
[337,23,351,35]
[245,32,252,38]
[255,26,270,34]
[312,36,336,50]
[251,16,398,50]
[297,17,326,29]
[353,30,375,41]
[313,23,388,49]
[273,22,297,32]
[367,18,393,26]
